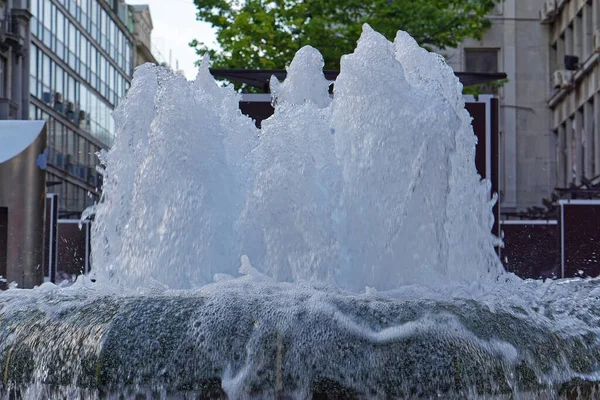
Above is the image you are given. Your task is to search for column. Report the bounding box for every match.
[582,2,593,57]
[558,124,566,188]
[502,0,518,208]
[566,117,573,185]
[595,93,600,177]
[575,109,583,185]
[565,24,573,61]
[584,101,594,178]
[595,0,600,33]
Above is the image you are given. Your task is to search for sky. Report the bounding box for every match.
[127,0,217,80]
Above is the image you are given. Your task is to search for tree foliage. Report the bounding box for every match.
[190,0,502,70]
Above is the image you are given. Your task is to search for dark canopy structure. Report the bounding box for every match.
[209,69,508,92]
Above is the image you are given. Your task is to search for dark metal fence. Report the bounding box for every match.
[500,200,600,279]
[560,200,600,278]
[500,220,559,279]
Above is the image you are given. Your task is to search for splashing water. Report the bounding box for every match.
[91,25,503,291]
[2,25,600,399]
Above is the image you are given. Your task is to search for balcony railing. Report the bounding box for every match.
[0,13,25,49]
[1,13,18,36]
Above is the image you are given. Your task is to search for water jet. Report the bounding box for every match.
[1,25,599,399]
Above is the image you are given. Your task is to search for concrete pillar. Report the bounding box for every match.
[575,109,583,185]
[11,50,22,119]
[595,0,600,31]
[584,101,593,179]
[20,5,31,120]
[565,24,573,57]
[558,124,566,188]
[6,52,12,104]
[583,2,593,56]
[502,0,518,209]
[573,13,582,60]
[566,117,573,185]
[595,93,600,177]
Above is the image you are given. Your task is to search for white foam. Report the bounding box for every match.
[89,26,506,292]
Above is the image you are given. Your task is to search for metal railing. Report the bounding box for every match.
[1,13,14,35]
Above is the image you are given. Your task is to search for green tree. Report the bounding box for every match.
[190,0,502,70]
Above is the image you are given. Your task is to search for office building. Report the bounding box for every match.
[29,0,135,217]
[0,0,32,120]
[546,0,600,189]
[447,0,600,214]
[445,0,556,214]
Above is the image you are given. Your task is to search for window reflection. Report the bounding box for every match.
[28,0,133,216]
[29,0,133,148]
[29,0,133,213]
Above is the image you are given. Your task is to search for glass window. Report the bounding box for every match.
[55,122,65,166]
[100,55,106,82]
[56,37,65,60]
[68,75,75,103]
[69,0,77,18]
[56,65,64,95]
[89,94,96,124]
[109,66,114,95]
[75,81,80,105]
[91,48,97,87]
[81,37,88,68]
[31,47,40,97]
[43,0,52,30]
[30,47,37,79]
[117,75,122,98]
[117,31,123,57]
[79,137,87,168]
[32,16,38,37]
[109,21,114,50]
[81,85,88,114]
[57,11,65,44]
[125,42,131,74]
[99,9,104,42]
[50,62,56,92]
[69,22,76,53]
[30,75,37,98]
[465,49,499,73]
[49,4,56,51]
[42,54,50,91]
[91,1,97,24]
[465,49,499,94]
[67,128,76,161]
[31,0,38,17]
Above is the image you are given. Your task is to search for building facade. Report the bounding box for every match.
[546,0,600,189]
[0,0,32,120]
[28,0,134,217]
[130,4,156,67]
[446,0,557,214]
[447,0,600,214]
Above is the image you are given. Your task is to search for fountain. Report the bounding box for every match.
[1,25,600,399]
